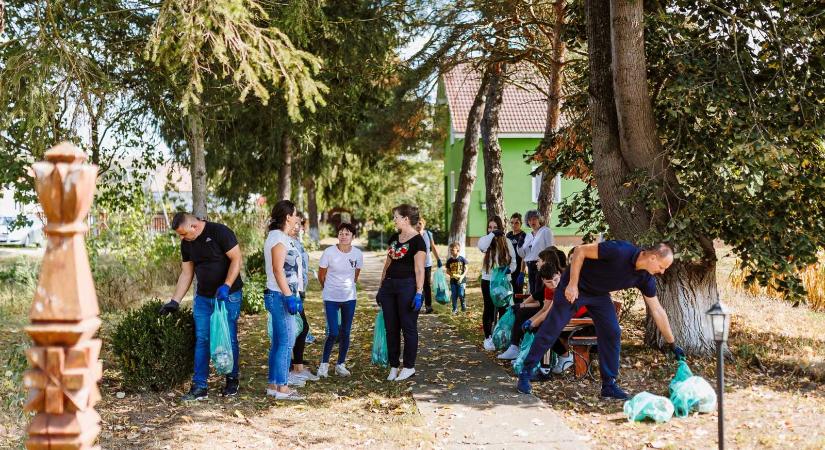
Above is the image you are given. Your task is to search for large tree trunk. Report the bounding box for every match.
[187,110,208,219]
[537,0,567,222]
[278,133,292,201]
[305,176,320,242]
[605,0,717,354]
[480,62,506,222]
[449,69,491,253]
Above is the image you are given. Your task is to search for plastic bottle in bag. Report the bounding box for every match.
[623,391,675,423]
[210,301,234,375]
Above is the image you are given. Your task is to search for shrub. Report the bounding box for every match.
[242,275,266,315]
[111,299,195,391]
[245,249,264,276]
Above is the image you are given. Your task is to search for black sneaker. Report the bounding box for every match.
[181,385,208,401]
[222,377,239,397]
[600,382,629,400]
[424,307,434,314]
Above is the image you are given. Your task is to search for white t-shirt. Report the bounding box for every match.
[264,229,303,293]
[319,245,364,302]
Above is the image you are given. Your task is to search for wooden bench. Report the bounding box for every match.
[561,301,623,379]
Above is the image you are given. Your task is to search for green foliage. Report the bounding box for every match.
[241,274,266,315]
[111,299,195,391]
[0,259,39,289]
[146,0,327,118]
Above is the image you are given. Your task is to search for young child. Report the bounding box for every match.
[445,242,468,314]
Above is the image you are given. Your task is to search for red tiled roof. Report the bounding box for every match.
[442,63,549,135]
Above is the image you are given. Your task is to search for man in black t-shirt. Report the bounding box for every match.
[506,213,527,295]
[159,212,244,401]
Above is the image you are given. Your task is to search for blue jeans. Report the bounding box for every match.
[378,277,419,369]
[193,291,242,388]
[450,280,466,312]
[322,300,357,364]
[265,289,296,385]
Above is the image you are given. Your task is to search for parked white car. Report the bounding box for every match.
[0,216,44,247]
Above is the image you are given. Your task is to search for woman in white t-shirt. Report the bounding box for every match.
[317,223,364,378]
[263,200,304,400]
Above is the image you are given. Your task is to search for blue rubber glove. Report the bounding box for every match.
[505,266,512,274]
[516,272,525,286]
[158,299,179,315]
[521,319,533,331]
[668,343,686,361]
[437,259,443,268]
[285,294,300,315]
[216,284,230,301]
[411,293,423,311]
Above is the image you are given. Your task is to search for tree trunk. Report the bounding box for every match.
[480,62,506,223]
[645,260,718,355]
[449,69,491,253]
[536,0,567,222]
[187,110,208,219]
[585,0,650,238]
[278,133,293,201]
[305,176,320,242]
[600,0,717,355]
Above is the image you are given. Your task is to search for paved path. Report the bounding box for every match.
[358,251,588,449]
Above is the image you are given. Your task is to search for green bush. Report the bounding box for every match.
[242,275,266,315]
[111,299,195,391]
[245,249,264,276]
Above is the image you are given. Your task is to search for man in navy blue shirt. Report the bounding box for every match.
[516,240,685,399]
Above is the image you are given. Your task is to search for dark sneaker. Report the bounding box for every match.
[222,377,239,397]
[181,386,208,402]
[424,307,434,314]
[600,382,629,400]
[516,370,533,394]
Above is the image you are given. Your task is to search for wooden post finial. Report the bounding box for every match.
[24,142,102,450]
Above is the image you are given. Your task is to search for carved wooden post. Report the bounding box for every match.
[23,142,102,450]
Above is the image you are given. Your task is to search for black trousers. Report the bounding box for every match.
[378,277,419,368]
[526,261,541,297]
[423,266,433,309]
[481,279,507,338]
[290,293,309,368]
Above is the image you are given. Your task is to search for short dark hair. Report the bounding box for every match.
[392,204,420,226]
[337,222,357,235]
[170,212,196,230]
[268,200,296,232]
[448,241,461,250]
[540,258,562,280]
[644,242,674,259]
[510,212,522,222]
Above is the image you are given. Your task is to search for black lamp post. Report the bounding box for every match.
[706,301,731,450]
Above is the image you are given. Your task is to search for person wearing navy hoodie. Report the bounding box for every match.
[516,241,686,400]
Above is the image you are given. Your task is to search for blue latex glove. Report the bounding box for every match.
[285,294,300,315]
[516,272,525,286]
[437,259,442,268]
[521,319,533,331]
[411,293,423,311]
[158,299,179,315]
[668,343,686,361]
[216,284,230,301]
[505,266,512,274]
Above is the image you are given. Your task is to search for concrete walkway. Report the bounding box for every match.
[358,251,588,449]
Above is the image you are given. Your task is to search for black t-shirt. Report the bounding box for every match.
[446,256,468,282]
[506,231,527,273]
[385,233,426,279]
[181,221,244,297]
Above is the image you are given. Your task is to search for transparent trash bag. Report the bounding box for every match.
[209,301,233,375]
[669,360,717,417]
[492,308,515,351]
[371,311,389,367]
[266,312,303,341]
[623,391,675,423]
[490,266,513,307]
[433,267,449,305]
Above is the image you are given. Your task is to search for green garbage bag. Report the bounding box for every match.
[267,312,304,341]
[623,391,675,423]
[669,360,717,417]
[371,311,389,367]
[512,331,539,374]
[490,266,513,307]
[433,267,449,305]
[210,301,233,375]
[492,308,515,351]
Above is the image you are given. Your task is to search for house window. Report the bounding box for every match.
[531,169,541,203]
[450,171,456,202]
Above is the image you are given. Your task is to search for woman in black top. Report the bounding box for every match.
[376,204,426,382]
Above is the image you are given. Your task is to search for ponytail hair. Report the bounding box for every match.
[268,200,296,232]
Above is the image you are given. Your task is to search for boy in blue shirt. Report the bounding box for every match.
[516,241,686,400]
[445,242,468,314]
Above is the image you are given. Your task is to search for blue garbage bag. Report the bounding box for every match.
[433,267,449,305]
[512,331,539,374]
[492,308,515,351]
[490,266,513,307]
[371,311,388,367]
[623,391,675,423]
[669,360,717,417]
[210,300,233,375]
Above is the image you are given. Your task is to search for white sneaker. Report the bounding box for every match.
[287,373,306,386]
[317,363,329,378]
[483,337,495,351]
[552,353,575,374]
[395,368,416,381]
[266,388,304,401]
[387,367,399,381]
[335,364,351,377]
[497,345,520,360]
[297,369,320,381]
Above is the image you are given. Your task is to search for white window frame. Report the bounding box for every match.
[450,171,456,202]
[553,173,562,203]
[531,167,541,203]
